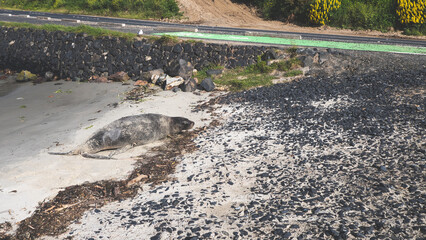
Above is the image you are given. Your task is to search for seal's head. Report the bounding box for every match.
[171,117,195,133]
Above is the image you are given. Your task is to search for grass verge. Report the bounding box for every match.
[215,69,275,92]
[1,0,181,20]
[195,55,303,92]
[194,64,225,81]
[284,69,303,77]
[0,22,137,41]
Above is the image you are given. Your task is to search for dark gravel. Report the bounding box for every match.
[60,51,425,240]
[218,67,425,239]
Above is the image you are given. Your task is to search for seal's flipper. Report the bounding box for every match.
[81,153,116,160]
[48,151,72,155]
[107,145,133,158]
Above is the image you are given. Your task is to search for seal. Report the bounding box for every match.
[49,113,194,159]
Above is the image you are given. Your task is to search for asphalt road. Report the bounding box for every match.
[1,9,426,47]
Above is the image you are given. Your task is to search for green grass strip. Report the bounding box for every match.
[0,22,137,41]
[154,32,426,55]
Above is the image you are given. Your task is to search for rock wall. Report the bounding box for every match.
[0,27,272,80]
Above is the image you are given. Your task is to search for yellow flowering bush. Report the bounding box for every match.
[309,0,341,25]
[53,0,65,8]
[396,0,426,24]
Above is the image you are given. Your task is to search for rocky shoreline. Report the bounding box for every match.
[42,52,425,239]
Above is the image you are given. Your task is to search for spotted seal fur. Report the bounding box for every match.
[49,113,194,159]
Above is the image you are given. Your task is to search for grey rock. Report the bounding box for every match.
[172,44,183,53]
[300,56,313,67]
[297,48,317,57]
[133,41,143,48]
[201,78,215,92]
[142,69,164,83]
[91,54,101,62]
[181,78,197,92]
[182,43,192,52]
[154,74,168,86]
[319,52,329,65]
[166,59,181,77]
[108,71,130,82]
[93,40,102,49]
[327,48,345,55]
[261,49,278,61]
[296,48,305,55]
[178,59,194,80]
[282,232,291,239]
[172,87,181,93]
[163,76,184,90]
[44,71,54,81]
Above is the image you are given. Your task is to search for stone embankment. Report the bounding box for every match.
[0,27,272,81]
[1,26,374,94]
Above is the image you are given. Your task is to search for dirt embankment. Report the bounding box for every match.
[176,0,426,40]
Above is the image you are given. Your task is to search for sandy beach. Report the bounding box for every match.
[0,79,213,226]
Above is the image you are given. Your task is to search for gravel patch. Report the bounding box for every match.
[51,52,425,240]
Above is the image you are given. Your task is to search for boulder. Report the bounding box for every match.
[180,78,197,92]
[163,76,184,90]
[178,59,194,80]
[261,49,278,61]
[172,44,183,53]
[16,70,37,82]
[142,69,164,83]
[172,87,181,93]
[300,56,312,67]
[201,78,215,92]
[167,59,180,77]
[318,52,329,65]
[109,71,130,82]
[155,74,168,86]
[167,59,194,79]
[296,48,317,57]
